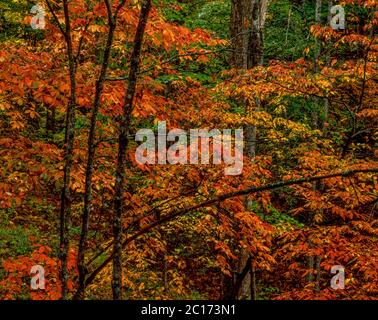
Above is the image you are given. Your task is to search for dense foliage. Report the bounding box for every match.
[0,0,377,300]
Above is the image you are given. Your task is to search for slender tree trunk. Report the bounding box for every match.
[112,0,152,300]
[316,255,321,291]
[250,263,257,300]
[322,0,332,132]
[311,0,322,129]
[59,0,77,300]
[308,0,322,286]
[244,0,267,159]
[307,253,315,283]
[45,107,55,137]
[247,0,265,158]
[229,0,268,300]
[285,9,291,46]
[75,0,117,300]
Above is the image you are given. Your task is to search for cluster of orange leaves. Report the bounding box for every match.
[0,244,77,300]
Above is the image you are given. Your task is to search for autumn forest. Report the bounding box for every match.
[0,0,377,301]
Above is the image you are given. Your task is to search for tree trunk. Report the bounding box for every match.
[75,0,117,300]
[250,262,257,300]
[308,0,323,286]
[59,0,77,300]
[112,0,152,300]
[229,0,268,300]
[45,107,56,137]
[322,0,332,133]
[230,0,267,69]
[311,0,322,129]
[230,0,248,68]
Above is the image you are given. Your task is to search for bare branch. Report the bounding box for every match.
[45,0,67,39]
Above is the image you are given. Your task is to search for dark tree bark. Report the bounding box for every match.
[230,0,249,68]
[230,0,267,69]
[54,0,77,300]
[250,263,257,300]
[75,0,118,300]
[112,0,152,300]
[230,0,268,159]
[46,107,56,136]
[224,256,251,300]
[308,0,322,287]
[229,0,268,300]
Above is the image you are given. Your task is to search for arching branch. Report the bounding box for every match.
[84,167,378,287]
